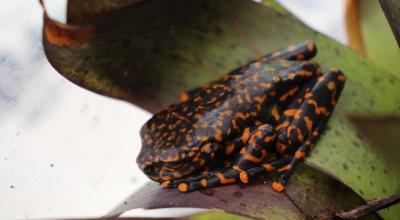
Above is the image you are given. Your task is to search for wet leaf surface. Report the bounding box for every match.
[43,0,400,218]
[107,164,379,220]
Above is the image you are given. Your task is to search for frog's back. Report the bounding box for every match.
[140,74,235,153]
[141,60,318,154]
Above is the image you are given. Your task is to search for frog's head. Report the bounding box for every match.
[136,107,220,183]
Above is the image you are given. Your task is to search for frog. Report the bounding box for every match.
[137,41,346,193]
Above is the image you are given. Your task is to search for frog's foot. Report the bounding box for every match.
[172,126,278,192]
[237,155,305,192]
[175,157,291,193]
[238,157,291,191]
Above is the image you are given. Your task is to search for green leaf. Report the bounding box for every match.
[359,0,400,75]
[42,0,400,218]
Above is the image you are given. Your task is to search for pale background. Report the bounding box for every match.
[0,0,346,218]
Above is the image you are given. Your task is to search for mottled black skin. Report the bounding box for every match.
[137,42,346,192]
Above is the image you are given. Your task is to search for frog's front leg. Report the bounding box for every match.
[241,69,346,192]
[170,124,278,192]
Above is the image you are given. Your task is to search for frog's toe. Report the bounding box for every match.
[272,181,286,192]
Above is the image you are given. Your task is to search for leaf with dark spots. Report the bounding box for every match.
[107,165,379,220]
[43,0,400,218]
[349,116,400,176]
[379,0,400,47]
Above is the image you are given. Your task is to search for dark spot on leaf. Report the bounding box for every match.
[331,143,337,148]
[342,163,348,171]
[350,160,354,164]
[372,76,381,83]
[357,176,361,180]
[359,190,364,195]
[233,191,243,198]
[215,61,225,69]
[369,181,374,186]
[389,76,396,85]
[382,188,387,194]
[371,165,376,171]
[334,48,341,56]
[334,130,340,136]
[368,99,375,107]
[356,132,365,140]
[384,168,389,174]
[352,140,360,148]
[219,198,228,204]
[230,44,237,49]
[200,189,215,196]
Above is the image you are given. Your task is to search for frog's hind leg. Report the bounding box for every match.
[173,124,279,192]
[260,41,317,62]
[246,69,346,192]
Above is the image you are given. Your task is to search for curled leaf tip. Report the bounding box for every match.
[41,0,95,48]
[44,16,96,48]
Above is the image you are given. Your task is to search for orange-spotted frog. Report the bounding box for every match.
[137,42,346,192]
